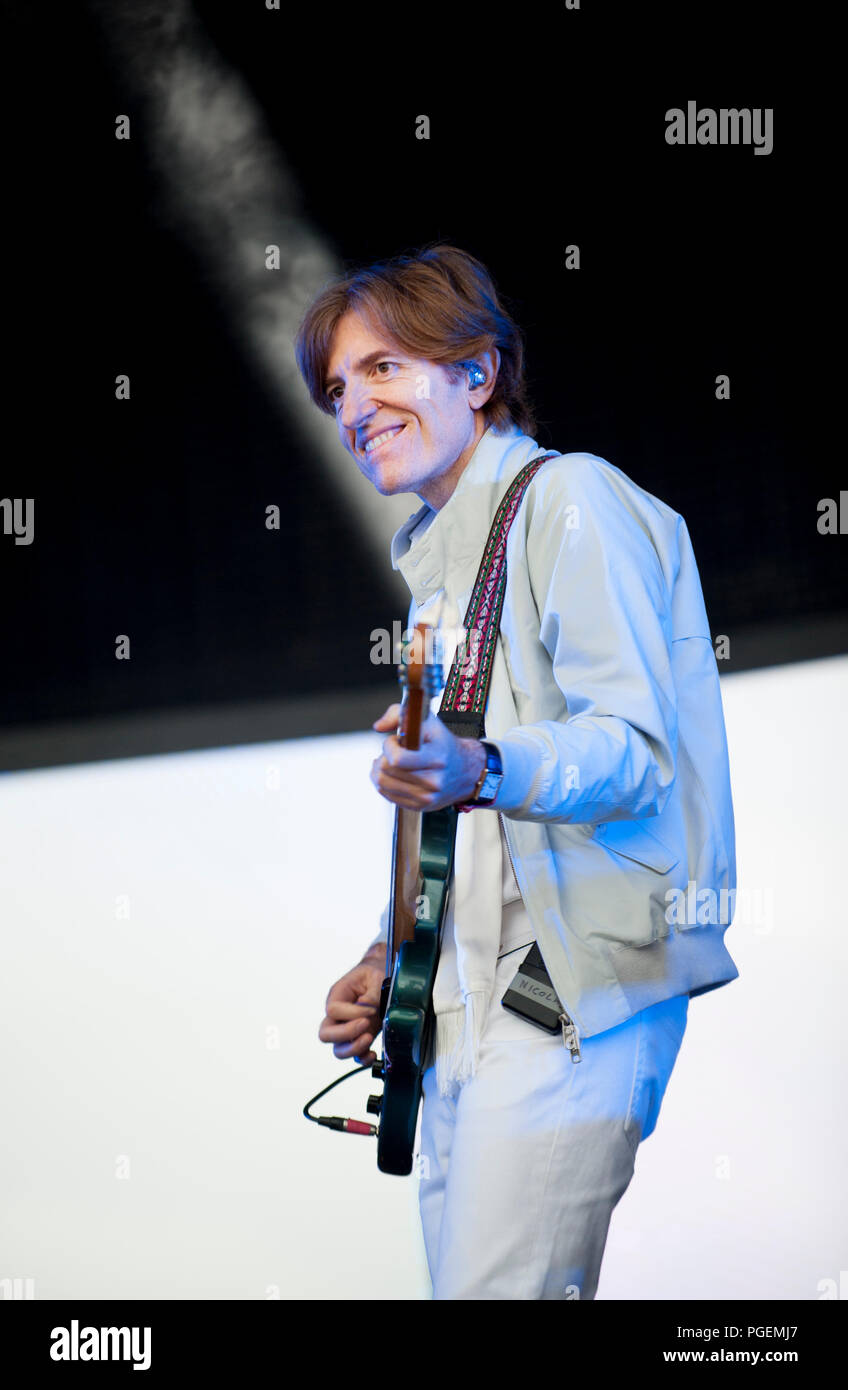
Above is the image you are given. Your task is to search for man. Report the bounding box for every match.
[295,243,739,1300]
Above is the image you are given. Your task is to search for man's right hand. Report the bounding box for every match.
[318,950,385,1065]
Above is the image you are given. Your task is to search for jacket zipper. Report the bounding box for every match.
[498,812,582,1063]
[558,1012,582,1063]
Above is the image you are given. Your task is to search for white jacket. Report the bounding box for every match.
[376,423,739,1039]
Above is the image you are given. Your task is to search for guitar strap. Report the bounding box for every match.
[376,451,559,1095]
[437,452,558,740]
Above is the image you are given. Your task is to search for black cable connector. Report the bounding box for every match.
[317,1115,378,1136]
[303,1061,380,1138]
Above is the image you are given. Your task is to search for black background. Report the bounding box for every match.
[1,1,839,755]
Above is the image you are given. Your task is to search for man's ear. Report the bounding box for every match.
[471,347,500,405]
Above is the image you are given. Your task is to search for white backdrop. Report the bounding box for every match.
[0,654,845,1300]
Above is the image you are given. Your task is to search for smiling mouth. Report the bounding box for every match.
[361,424,406,456]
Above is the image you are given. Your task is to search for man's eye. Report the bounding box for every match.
[327,362,396,405]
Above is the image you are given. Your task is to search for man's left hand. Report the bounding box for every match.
[371,704,487,811]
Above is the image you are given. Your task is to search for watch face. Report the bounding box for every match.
[478,771,503,803]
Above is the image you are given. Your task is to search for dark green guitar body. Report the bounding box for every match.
[375,804,457,1176]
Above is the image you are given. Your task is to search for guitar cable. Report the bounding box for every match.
[303,1061,381,1138]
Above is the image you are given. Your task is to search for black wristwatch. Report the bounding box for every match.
[458,740,504,811]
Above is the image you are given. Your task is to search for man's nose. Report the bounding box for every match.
[337,379,377,436]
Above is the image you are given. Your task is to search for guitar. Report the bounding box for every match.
[367,619,459,1176]
[364,456,558,1173]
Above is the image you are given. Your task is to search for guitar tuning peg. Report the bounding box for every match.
[425,664,443,696]
[395,633,413,672]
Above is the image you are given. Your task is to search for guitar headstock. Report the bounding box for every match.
[395,600,451,751]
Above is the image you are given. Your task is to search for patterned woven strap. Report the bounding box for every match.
[438,452,557,740]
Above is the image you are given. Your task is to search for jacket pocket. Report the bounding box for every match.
[594,820,680,874]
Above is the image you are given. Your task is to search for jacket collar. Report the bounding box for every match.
[390,423,551,607]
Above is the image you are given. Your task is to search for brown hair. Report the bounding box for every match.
[294,243,536,436]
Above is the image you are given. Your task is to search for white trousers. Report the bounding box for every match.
[418,940,689,1300]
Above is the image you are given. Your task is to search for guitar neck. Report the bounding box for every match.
[385,624,430,975]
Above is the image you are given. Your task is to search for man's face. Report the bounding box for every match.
[324,310,489,509]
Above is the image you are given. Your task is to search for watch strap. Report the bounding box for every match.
[457,741,503,813]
